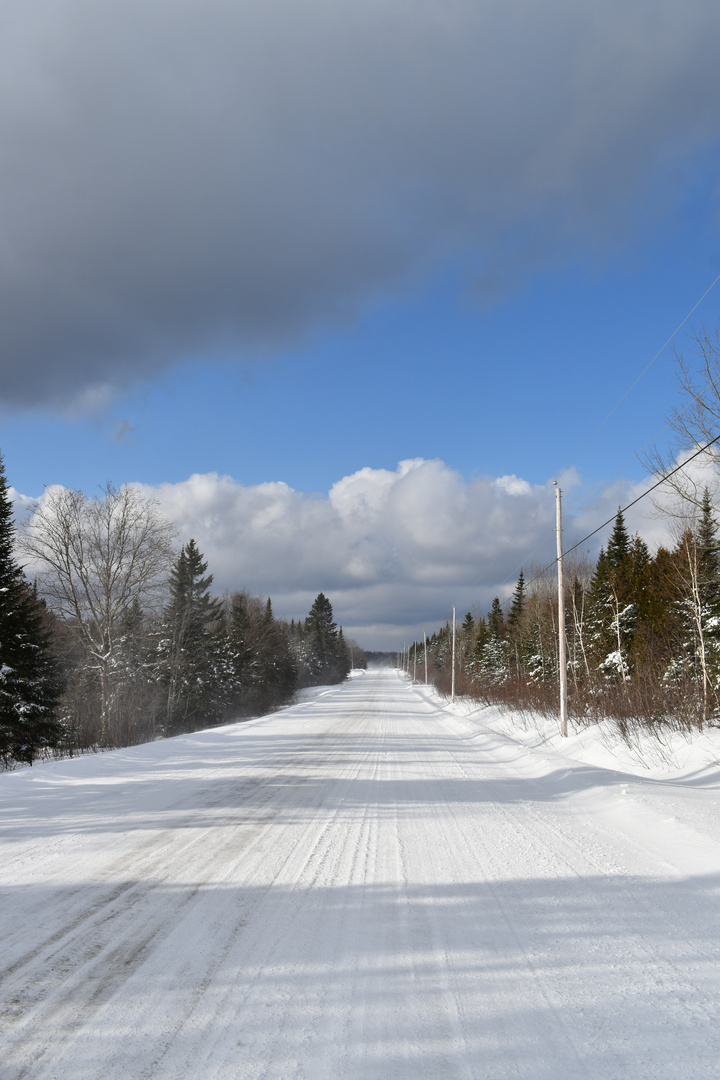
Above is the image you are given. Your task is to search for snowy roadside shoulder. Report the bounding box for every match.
[413,679,720,782]
[1,675,366,777]
[409,676,720,876]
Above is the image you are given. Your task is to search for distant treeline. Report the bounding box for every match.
[415,498,720,733]
[364,651,397,667]
[0,454,365,767]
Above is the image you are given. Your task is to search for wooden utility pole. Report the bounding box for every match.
[451,606,456,703]
[424,632,428,684]
[555,483,568,737]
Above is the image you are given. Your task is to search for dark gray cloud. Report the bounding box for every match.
[2,0,720,408]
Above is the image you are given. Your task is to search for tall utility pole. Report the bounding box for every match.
[451,606,456,703]
[555,483,568,737]
[413,642,416,681]
[424,632,428,684]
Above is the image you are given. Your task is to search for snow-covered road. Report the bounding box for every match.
[2,669,720,1079]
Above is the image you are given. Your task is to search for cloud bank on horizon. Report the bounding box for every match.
[131,458,670,647]
[2,0,720,410]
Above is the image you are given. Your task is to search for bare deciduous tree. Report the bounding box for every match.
[20,483,176,740]
[646,322,720,512]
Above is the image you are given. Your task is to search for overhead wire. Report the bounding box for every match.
[572,416,676,513]
[493,272,720,596]
[497,402,694,592]
[519,432,720,596]
[556,271,720,476]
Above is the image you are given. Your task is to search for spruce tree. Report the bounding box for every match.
[159,539,226,733]
[460,612,476,668]
[605,508,630,568]
[668,491,720,724]
[507,572,526,632]
[304,593,349,683]
[0,453,62,764]
[697,487,720,606]
[475,599,508,685]
[588,510,640,680]
[507,571,527,676]
[228,591,255,700]
[225,591,298,713]
[472,617,489,669]
[487,597,504,639]
[336,627,352,679]
[251,597,298,709]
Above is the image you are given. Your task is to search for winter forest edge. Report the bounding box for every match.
[0,456,361,767]
[6,325,720,765]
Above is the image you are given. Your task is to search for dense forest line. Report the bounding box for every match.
[412,326,720,735]
[0,455,364,767]
[414,496,720,733]
[5,325,720,759]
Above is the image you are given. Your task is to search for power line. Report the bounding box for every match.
[557,272,720,476]
[496,419,675,593]
[572,416,676,513]
[494,273,720,595]
[521,433,720,593]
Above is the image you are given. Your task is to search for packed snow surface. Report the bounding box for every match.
[2,669,720,1079]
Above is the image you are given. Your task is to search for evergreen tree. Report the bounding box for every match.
[605,507,630,567]
[227,591,256,700]
[460,611,476,668]
[305,592,337,661]
[487,597,504,639]
[667,492,720,724]
[223,591,298,714]
[0,453,62,764]
[337,627,352,676]
[588,511,645,681]
[304,593,350,683]
[472,616,489,669]
[697,487,720,606]
[158,540,227,733]
[507,572,526,633]
[474,598,508,685]
[507,571,527,676]
[418,492,720,728]
[288,614,318,687]
[251,597,297,709]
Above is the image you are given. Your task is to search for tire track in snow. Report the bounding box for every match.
[1,709,378,1078]
[417,699,720,1076]
[1,671,720,1079]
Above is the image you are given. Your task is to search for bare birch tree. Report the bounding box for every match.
[20,484,176,741]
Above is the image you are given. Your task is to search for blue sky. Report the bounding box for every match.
[2,1,720,646]
[5,210,719,500]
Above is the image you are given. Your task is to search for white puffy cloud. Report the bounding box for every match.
[137,458,673,648]
[21,456,717,648]
[8,487,36,519]
[494,475,533,497]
